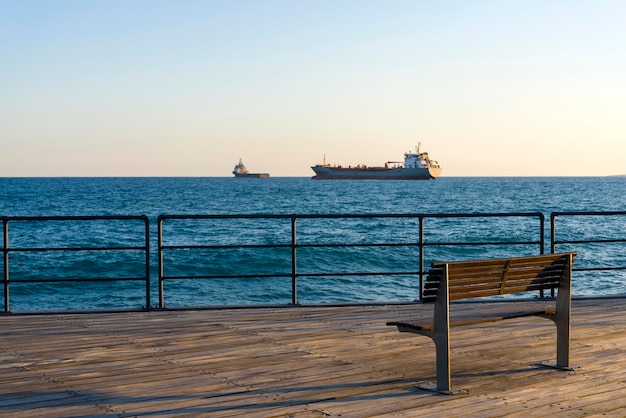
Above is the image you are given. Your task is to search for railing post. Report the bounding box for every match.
[550,212,557,254]
[158,216,165,309]
[539,213,547,297]
[291,216,298,305]
[539,213,545,255]
[3,218,9,313]
[143,215,151,310]
[419,215,425,302]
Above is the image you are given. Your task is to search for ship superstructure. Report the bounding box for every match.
[233,159,270,178]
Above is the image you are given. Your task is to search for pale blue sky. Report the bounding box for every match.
[2,0,625,176]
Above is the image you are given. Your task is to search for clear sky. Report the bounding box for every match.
[1,0,625,177]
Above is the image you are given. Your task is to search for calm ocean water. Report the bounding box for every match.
[1,176,625,311]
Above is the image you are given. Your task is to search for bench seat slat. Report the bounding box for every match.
[445,266,568,279]
[388,307,556,332]
[424,282,560,301]
[445,284,558,300]
[447,278,559,293]
[430,255,570,269]
[439,263,567,274]
[435,260,570,271]
[445,276,560,288]
[425,265,567,277]
[440,268,566,281]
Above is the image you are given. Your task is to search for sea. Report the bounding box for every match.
[1,176,625,311]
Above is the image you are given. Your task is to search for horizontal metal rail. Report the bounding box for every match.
[551,211,626,275]
[1,215,150,313]
[158,212,544,307]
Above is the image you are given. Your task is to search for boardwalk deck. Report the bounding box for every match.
[1,297,626,417]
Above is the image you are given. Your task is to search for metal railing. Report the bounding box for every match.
[551,211,626,278]
[157,212,544,307]
[3,211,624,313]
[1,215,150,312]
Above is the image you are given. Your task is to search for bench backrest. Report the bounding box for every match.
[422,253,576,302]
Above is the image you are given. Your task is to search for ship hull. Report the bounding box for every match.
[311,166,441,180]
[234,173,270,178]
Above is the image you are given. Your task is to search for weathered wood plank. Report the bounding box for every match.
[1,297,625,417]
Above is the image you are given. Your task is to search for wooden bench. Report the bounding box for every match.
[387,252,576,394]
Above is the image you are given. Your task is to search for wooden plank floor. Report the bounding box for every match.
[1,297,625,417]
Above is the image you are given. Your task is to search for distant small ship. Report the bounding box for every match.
[311,143,442,180]
[233,158,270,178]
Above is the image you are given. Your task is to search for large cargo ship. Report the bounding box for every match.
[311,144,442,180]
[233,159,270,178]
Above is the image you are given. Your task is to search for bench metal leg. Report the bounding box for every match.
[555,309,570,368]
[416,330,466,395]
[539,253,574,371]
[427,265,464,394]
[555,253,572,369]
[433,327,451,393]
[432,265,452,393]
[538,315,575,371]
